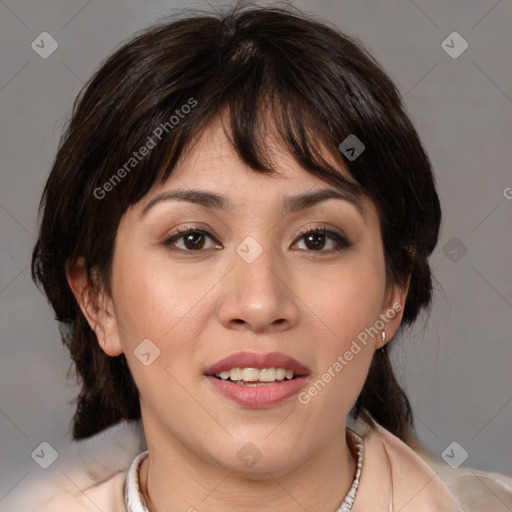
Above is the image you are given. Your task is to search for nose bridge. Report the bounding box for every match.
[235,232,284,298]
[216,232,299,332]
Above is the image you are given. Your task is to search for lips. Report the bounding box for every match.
[204,351,311,408]
[204,351,310,377]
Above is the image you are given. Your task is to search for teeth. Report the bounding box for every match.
[259,368,276,382]
[215,367,296,383]
[229,368,242,381]
[275,368,286,380]
[242,368,260,382]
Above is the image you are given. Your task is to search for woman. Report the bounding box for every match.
[11,3,511,511]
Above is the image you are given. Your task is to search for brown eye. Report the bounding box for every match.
[294,227,351,252]
[303,231,329,250]
[162,228,221,252]
[180,231,207,250]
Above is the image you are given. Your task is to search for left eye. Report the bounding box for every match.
[162,226,350,253]
[293,227,351,252]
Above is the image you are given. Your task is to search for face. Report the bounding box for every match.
[72,119,406,478]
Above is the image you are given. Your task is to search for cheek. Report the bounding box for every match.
[111,249,209,340]
[109,248,220,398]
[305,249,386,346]
[110,255,211,417]
[295,249,385,410]
[297,298,380,427]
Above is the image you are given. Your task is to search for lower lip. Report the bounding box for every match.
[206,376,309,408]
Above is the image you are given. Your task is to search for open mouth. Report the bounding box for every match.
[210,367,304,386]
[204,352,310,405]
[206,368,309,407]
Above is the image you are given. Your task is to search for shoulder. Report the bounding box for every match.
[30,471,128,512]
[352,418,512,512]
[422,451,512,512]
[2,420,145,512]
[355,423,463,511]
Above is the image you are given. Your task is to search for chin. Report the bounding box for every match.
[202,436,305,479]
[226,453,301,480]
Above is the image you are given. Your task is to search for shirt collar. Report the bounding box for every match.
[124,451,149,512]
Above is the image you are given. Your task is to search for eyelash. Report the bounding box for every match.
[161,224,351,254]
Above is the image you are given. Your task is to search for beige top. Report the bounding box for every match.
[3,419,511,511]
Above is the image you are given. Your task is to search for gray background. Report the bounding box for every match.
[1,0,511,503]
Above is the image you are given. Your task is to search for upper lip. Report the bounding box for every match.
[204,351,310,376]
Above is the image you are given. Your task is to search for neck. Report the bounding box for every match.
[138,424,357,512]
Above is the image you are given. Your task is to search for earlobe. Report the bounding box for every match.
[65,257,123,357]
[377,275,411,349]
[93,290,124,357]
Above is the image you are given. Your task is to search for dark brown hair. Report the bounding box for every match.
[31,3,440,442]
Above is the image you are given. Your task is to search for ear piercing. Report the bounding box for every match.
[381,331,386,343]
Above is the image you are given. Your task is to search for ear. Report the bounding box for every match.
[375,273,411,349]
[65,256,123,357]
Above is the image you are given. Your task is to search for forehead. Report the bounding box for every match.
[172,117,315,186]
[133,117,375,222]
[160,116,362,200]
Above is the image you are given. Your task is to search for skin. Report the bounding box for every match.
[68,118,408,512]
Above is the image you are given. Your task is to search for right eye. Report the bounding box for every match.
[162,226,222,252]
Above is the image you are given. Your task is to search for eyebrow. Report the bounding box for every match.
[140,186,364,219]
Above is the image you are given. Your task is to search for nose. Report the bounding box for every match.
[216,238,300,334]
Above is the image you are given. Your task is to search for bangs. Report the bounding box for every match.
[101,19,375,215]
[155,88,364,204]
